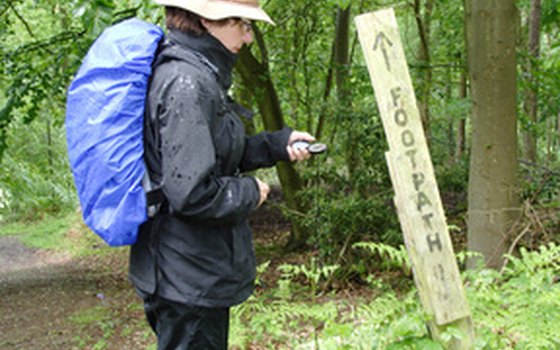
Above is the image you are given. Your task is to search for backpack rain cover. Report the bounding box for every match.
[66,19,163,246]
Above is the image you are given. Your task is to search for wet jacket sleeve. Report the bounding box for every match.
[158,75,259,224]
[239,127,292,172]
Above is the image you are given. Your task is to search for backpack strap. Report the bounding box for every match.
[143,171,166,217]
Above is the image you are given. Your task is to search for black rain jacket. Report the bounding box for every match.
[129,29,291,307]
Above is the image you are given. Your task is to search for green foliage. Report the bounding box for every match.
[0,0,164,220]
[467,243,560,349]
[292,154,402,278]
[436,159,469,194]
[0,210,91,254]
[325,0,351,10]
[229,243,560,349]
[1,1,82,158]
[231,268,436,349]
[542,0,560,30]
[1,0,558,347]
[289,103,400,266]
[301,184,399,258]
[70,304,121,350]
[278,257,340,300]
[69,306,112,326]
[519,162,560,204]
[0,0,163,160]
[353,241,410,270]
[0,113,76,220]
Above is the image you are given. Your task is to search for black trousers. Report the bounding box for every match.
[143,295,230,350]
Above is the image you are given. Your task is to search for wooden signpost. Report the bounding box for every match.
[355,8,474,349]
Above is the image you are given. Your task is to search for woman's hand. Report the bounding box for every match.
[254,177,270,207]
[287,130,315,162]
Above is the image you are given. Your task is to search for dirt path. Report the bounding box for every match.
[0,236,44,275]
[0,236,152,350]
[0,203,290,349]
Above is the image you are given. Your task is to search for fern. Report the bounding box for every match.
[230,243,560,349]
[467,243,560,349]
[353,241,410,270]
[502,243,560,278]
[277,258,340,301]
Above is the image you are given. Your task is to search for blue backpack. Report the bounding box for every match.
[66,18,164,246]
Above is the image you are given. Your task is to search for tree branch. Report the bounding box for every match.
[8,1,34,37]
[252,23,269,68]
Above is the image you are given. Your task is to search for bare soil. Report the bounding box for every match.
[0,235,153,349]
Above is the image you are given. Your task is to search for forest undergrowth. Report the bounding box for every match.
[1,200,559,350]
[228,200,560,349]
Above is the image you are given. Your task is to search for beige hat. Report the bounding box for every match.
[154,0,274,25]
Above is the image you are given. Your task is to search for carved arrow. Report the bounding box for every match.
[373,31,393,71]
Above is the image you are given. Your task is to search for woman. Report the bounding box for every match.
[129,0,315,348]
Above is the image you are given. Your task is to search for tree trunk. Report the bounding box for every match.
[455,70,468,161]
[236,46,308,248]
[234,81,256,136]
[334,6,351,107]
[413,0,433,145]
[522,0,542,164]
[465,0,521,269]
[315,44,335,140]
[549,113,560,163]
[446,67,454,162]
[557,113,560,162]
[333,6,357,179]
[557,113,560,161]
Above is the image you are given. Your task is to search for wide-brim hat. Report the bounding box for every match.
[154,0,274,25]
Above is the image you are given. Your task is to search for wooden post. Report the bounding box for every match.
[355,8,474,349]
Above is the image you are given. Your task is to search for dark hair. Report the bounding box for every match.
[165,6,234,36]
[165,7,207,35]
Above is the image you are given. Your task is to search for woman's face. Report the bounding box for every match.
[203,18,254,54]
